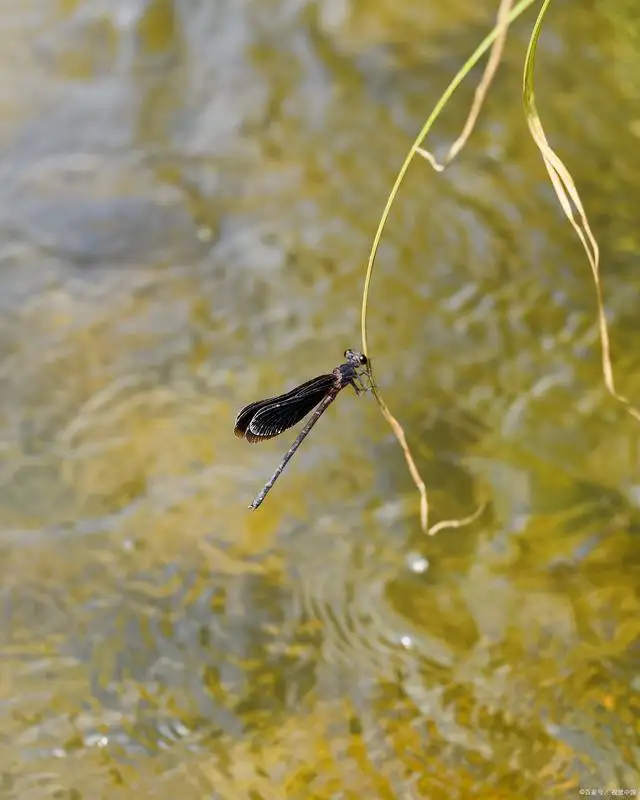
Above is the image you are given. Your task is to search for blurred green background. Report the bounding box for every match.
[1,0,639,797]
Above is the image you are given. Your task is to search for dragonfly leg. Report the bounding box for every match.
[350,375,371,395]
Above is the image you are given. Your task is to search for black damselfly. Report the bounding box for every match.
[234,349,368,509]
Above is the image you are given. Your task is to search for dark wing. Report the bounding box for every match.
[235,397,276,438]
[246,381,333,442]
[234,373,334,439]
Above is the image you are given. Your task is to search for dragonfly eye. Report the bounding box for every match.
[344,349,367,366]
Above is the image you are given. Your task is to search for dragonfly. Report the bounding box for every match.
[234,350,368,509]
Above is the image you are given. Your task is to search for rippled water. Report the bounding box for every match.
[1,0,639,797]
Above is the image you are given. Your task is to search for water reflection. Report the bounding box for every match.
[1,0,639,797]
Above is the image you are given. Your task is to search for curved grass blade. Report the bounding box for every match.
[360,0,536,532]
[523,0,640,423]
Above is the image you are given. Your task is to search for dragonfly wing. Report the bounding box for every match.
[235,397,275,438]
[246,383,332,442]
[235,374,333,439]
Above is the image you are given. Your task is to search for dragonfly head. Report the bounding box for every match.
[344,349,367,367]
